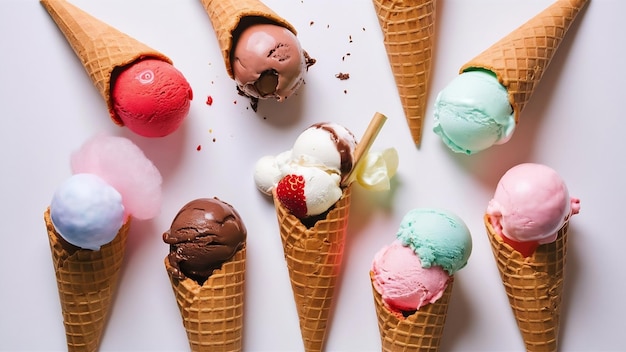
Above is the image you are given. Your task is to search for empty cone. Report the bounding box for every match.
[165,247,246,352]
[371,272,452,352]
[40,0,171,125]
[44,207,129,352]
[199,0,296,79]
[485,215,569,352]
[372,0,436,146]
[273,187,351,352]
[460,0,589,123]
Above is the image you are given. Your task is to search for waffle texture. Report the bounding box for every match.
[199,0,296,79]
[273,187,351,352]
[485,215,569,352]
[45,207,129,352]
[371,272,452,352]
[166,247,246,352]
[372,0,435,146]
[460,0,589,123]
[40,0,171,125]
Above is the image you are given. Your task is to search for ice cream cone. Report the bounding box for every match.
[372,0,436,147]
[272,186,351,352]
[485,215,569,352]
[40,0,171,126]
[460,0,589,123]
[199,0,297,79]
[165,247,246,352]
[370,273,452,352]
[44,207,129,352]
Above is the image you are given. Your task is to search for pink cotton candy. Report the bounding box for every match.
[70,134,162,220]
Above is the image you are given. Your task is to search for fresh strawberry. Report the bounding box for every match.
[276,174,308,218]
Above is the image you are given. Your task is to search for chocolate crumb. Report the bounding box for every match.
[343,90,347,94]
[335,72,350,80]
[310,21,314,26]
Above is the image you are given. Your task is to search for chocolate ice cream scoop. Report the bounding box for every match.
[163,198,246,284]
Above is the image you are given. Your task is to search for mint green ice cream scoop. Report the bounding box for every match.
[396,208,472,275]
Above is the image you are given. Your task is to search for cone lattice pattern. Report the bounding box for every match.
[485,215,569,352]
[200,0,296,79]
[166,247,246,352]
[460,0,589,123]
[371,273,452,352]
[45,207,129,352]
[273,187,351,352]
[372,0,435,146]
[40,0,171,125]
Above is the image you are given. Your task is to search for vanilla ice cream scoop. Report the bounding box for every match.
[232,23,313,101]
[291,122,358,180]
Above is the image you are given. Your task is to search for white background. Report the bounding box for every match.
[0,0,623,351]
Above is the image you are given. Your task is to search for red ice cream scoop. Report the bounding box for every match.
[112,59,193,138]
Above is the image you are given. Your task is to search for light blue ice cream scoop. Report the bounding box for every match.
[50,173,125,250]
[396,208,472,275]
[433,70,516,155]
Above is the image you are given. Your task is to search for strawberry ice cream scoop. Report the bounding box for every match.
[112,59,193,138]
[486,163,580,257]
[371,240,450,312]
[232,23,314,101]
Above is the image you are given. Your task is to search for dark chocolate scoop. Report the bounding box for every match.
[163,198,246,285]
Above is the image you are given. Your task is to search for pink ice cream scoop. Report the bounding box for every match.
[232,23,312,101]
[112,59,193,138]
[486,163,580,257]
[371,240,450,312]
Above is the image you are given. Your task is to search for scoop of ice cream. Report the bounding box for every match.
[70,134,163,220]
[372,240,450,312]
[291,122,357,180]
[396,208,472,275]
[232,23,308,101]
[275,168,342,219]
[253,151,292,195]
[112,59,193,138]
[49,134,162,250]
[163,198,247,284]
[486,163,580,256]
[433,70,515,155]
[50,173,125,250]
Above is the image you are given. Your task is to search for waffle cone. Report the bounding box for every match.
[370,272,452,352]
[44,207,129,352]
[460,0,589,123]
[372,0,435,146]
[485,215,568,352]
[40,0,171,126]
[165,247,246,352]
[272,187,351,352]
[199,0,297,79]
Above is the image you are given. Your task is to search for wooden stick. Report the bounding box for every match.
[343,112,387,185]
